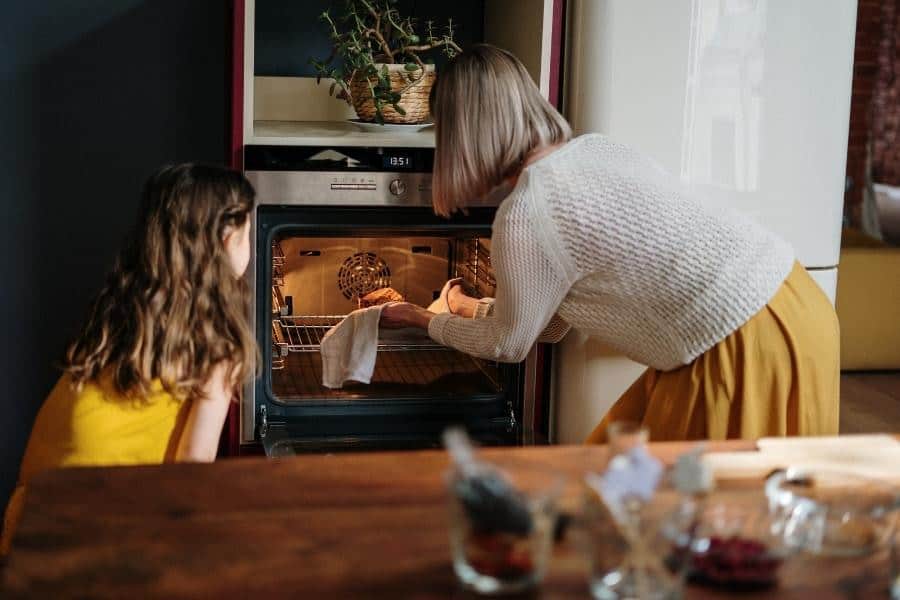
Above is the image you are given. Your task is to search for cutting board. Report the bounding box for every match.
[703,434,900,482]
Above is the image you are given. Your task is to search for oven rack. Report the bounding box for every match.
[459,260,496,290]
[271,322,287,369]
[271,350,501,400]
[457,239,496,297]
[272,241,286,266]
[272,264,285,288]
[274,315,446,353]
[272,286,288,316]
[271,240,287,318]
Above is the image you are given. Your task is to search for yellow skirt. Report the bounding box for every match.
[586,262,840,443]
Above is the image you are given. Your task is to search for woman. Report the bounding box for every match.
[381,44,839,442]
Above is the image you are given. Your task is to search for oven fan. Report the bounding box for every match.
[337,252,392,300]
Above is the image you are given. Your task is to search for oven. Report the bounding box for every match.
[240,144,546,455]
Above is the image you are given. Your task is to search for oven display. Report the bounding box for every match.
[383,153,413,170]
[245,145,433,173]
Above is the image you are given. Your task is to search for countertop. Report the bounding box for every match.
[1,441,893,598]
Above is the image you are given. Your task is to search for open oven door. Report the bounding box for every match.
[250,204,526,455]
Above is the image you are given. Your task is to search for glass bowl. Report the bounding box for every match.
[765,467,899,557]
[671,497,794,590]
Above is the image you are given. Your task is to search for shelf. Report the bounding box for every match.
[275,315,446,353]
[250,120,435,148]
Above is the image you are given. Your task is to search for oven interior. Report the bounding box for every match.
[269,233,502,403]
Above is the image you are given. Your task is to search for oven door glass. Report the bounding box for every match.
[254,207,520,449]
[270,232,502,402]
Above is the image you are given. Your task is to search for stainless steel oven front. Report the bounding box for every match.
[240,145,538,455]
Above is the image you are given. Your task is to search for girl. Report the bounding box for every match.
[381,45,839,442]
[1,163,257,555]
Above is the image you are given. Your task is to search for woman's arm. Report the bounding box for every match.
[382,183,576,362]
[426,255,571,362]
[425,194,575,361]
[174,363,234,463]
[537,314,571,343]
[447,289,571,342]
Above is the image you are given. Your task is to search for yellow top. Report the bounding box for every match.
[1,373,191,554]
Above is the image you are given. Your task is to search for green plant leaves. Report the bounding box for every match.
[309,0,453,122]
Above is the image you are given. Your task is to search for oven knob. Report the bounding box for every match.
[389,179,407,196]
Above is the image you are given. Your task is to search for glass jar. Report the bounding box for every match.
[447,460,563,595]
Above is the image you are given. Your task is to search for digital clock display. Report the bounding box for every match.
[383,153,413,170]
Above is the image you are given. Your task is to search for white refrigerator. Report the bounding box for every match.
[554,0,857,443]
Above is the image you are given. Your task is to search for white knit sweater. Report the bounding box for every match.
[428,134,795,370]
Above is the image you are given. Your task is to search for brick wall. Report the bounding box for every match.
[873,0,900,185]
[845,0,883,225]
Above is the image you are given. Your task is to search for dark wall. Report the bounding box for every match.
[0,1,227,507]
[254,0,485,76]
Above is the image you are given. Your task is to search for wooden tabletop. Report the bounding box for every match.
[1,441,894,599]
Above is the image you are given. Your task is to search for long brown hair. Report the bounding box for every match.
[430,44,572,216]
[65,163,257,402]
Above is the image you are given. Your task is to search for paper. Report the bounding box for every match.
[586,446,664,516]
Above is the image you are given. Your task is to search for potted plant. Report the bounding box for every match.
[310,0,462,125]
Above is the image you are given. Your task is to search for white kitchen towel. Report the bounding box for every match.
[320,304,386,389]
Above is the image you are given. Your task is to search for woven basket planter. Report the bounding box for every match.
[349,64,435,124]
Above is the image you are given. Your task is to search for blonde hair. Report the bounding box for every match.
[65,163,257,402]
[430,44,572,216]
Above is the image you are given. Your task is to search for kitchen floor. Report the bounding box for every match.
[840,371,900,433]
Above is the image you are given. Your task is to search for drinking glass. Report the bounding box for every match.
[583,486,687,600]
[585,421,686,599]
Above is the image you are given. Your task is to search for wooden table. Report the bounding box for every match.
[1,442,894,598]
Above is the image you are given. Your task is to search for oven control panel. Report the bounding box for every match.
[245,145,435,207]
[388,179,407,196]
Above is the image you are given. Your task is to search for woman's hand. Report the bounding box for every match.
[439,277,464,312]
[440,278,480,318]
[447,283,474,315]
[379,302,434,330]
